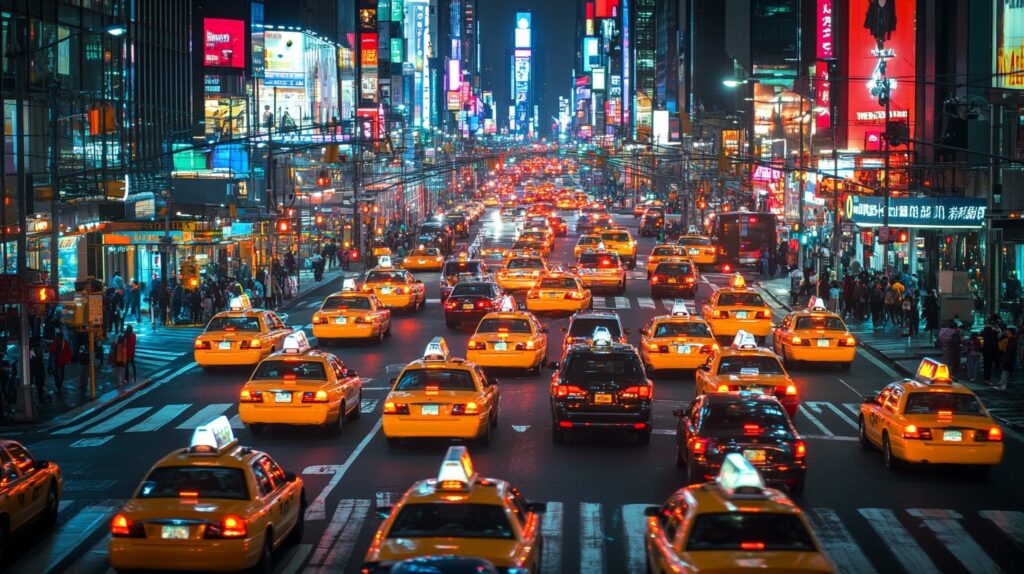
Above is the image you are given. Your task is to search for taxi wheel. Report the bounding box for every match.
[882,433,900,470]
[478,421,492,446]
[249,534,273,574]
[841,362,852,370]
[858,417,873,450]
[350,391,363,420]
[42,484,59,529]
[328,405,345,435]
[287,493,306,544]
[384,323,392,337]
[375,329,385,345]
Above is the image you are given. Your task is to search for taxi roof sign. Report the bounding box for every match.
[437,446,477,491]
[189,416,238,454]
[228,294,252,311]
[378,255,393,268]
[808,296,828,312]
[670,300,691,318]
[730,273,747,289]
[716,453,766,494]
[731,330,758,351]
[687,225,699,235]
[592,326,613,347]
[423,337,450,362]
[282,331,311,354]
[499,295,517,313]
[915,357,953,384]
[342,278,357,292]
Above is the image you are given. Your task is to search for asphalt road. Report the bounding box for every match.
[5,211,1024,574]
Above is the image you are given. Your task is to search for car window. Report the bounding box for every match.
[578,253,620,267]
[250,459,275,497]
[0,449,20,484]
[477,318,533,334]
[443,262,482,275]
[450,283,494,297]
[654,263,693,275]
[322,296,372,310]
[700,401,792,434]
[602,232,629,242]
[654,322,712,338]
[538,277,579,289]
[395,368,477,391]
[795,316,847,330]
[903,392,985,416]
[686,512,815,551]
[568,318,621,338]
[251,360,328,381]
[138,466,249,500]
[657,494,688,542]
[716,355,785,375]
[563,353,645,384]
[716,292,765,307]
[508,258,544,270]
[578,237,600,245]
[365,271,407,283]
[653,246,682,256]
[678,237,712,246]
[206,316,261,332]
[388,503,515,539]
[5,444,35,475]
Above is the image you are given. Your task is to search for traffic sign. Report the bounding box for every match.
[88,294,104,326]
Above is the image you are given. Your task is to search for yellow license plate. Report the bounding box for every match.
[161,525,189,539]
[743,450,766,464]
[594,393,612,404]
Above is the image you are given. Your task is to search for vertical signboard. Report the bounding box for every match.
[264,31,305,87]
[251,3,265,77]
[815,0,833,129]
[994,0,1024,90]
[203,19,246,68]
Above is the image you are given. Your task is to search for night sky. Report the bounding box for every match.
[478,0,577,136]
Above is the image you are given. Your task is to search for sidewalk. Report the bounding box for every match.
[0,265,359,431]
[757,277,1024,430]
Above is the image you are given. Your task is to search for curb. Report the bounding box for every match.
[278,270,360,312]
[0,376,155,434]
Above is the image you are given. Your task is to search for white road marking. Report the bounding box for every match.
[806,508,878,574]
[126,404,191,432]
[614,296,630,309]
[305,499,371,573]
[540,502,563,574]
[427,298,441,304]
[58,500,74,513]
[302,417,383,520]
[858,508,940,574]
[579,502,605,574]
[374,491,394,509]
[858,348,900,378]
[843,402,861,417]
[909,509,1003,573]
[592,296,607,308]
[174,403,232,429]
[803,434,859,441]
[637,297,656,309]
[806,401,858,429]
[84,407,152,434]
[229,414,244,429]
[360,399,379,413]
[512,425,530,432]
[979,510,1024,550]
[798,405,833,436]
[622,504,650,574]
[70,436,114,448]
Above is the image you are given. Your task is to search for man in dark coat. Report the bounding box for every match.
[982,315,1002,385]
[997,327,1017,391]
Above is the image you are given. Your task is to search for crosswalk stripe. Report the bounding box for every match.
[622,504,650,574]
[14,500,122,573]
[84,407,152,434]
[541,501,563,574]
[614,296,630,309]
[592,296,608,308]
[806,508,878,574]
[798,405,834,437]
[175,403,233,429]
[126,404,191,432]
[858,508,940,573]
[807,401,858,429]
[580,502,605,574]
[979,510,1024,549]
[360,399,379,413]
[637,297,655,309]
[908,509,1003,574]
[843,402,861,417]
[307,499,371,572]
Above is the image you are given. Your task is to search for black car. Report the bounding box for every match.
[649,261,700,297]
[444,281,506,328]
[674,392,807,495]
[420,222,454,252]
[445,213,470,238]
[549,339,652,444]
[561,310,627,350]
[576,214,598,235]
[638,211,665,237]
[440,259,489,299]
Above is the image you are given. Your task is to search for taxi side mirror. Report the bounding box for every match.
[527,502,547,514]
[35,459,51,471]
[345,369,358,378]
[277,313,290,324]
[644,506,660,517]
[697,364,710,372]
[376,505,392,518]
[547,361,559,370]
[623,328,632,336]
[284,471,299,483]
[414,279,423,284]
[540,326,548,333]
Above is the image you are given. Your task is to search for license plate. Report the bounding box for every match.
[463,303,474,310]
[421,404,439,416]
[545,291,561,298]
[275,392,292,403]
[380,287,392,295]
[735,311,748,319]
[943,430,962,442]
[594,393,613,404]
[667,278,678,284]
[218,341,231,350]
[817,339,830,347]
[493,341,508,351]
[743,450,766,464]
[417,259,426,264]
[335,317,348,324]
[688,248,700,255]
[677,345,692,354]
[161,525,189,540]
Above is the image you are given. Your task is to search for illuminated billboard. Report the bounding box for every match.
[265,31,305,87]
[361,33,379,67]
[815,0,833,129]
[448,59,462,92]
[994,0,1024,89]
[846,0,916,151]
[203,19,245,68]
[583,36,600,72]
[515,12,531,49]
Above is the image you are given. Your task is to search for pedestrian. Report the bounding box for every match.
[110,270,125,292]
[789,267,804,306]
[922,289,939,333]
[109,334,128,390]
[903,294,920,336]
[760,247,771,280]
[967,332,983,382]
[77,341,90,393]
[124,325,137,385]
[29,337,47,403]
[883,283,901,327]
[870,280,884,327]
[127,280,142,323]
[997,327,1018,391]
[982,314,1002,385]
[942,323,962,378]
[48,331,72,399]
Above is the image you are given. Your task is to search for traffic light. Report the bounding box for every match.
[27,284,56,303]
[896,228,909,243]
[276,219,292,233]
[314,213,325,228]
[696,197,707,210]
[316,170,331,187]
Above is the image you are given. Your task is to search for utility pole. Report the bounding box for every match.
[882,64,891,274]
[13,16,34,421]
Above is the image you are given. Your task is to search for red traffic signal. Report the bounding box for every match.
[28,284,56,303]
[896,228,909,243]
[696,198,707,210]
[316,170,330,187]
[276,219,292,233]
[314,213,325,226]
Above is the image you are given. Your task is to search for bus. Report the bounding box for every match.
[712,212,778,269]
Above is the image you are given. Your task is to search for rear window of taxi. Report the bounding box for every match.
[538,277,579,289]
[577,236,601,246]
[443,261,482,275]
[601,232,630,242]
[716,292,765,307]
[717,355,785,375]
[252,360,328,381]
[654,322,711,338]
[653,246,683,256]
[678,237,712,246]
[477,318,532,334]
[654,262,693,275]
[686,513,815,551]
[395,369,476,391]
[322,296,372,310]
[903,392,985,415]
[507,258,544,270]
[139,467,249,500]
[366,271,408,283]
[795,316,846,330]
[388,503,514,540]
[700,401,791,434]
[207,316,261,332]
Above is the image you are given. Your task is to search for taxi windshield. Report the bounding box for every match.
[366,271,407,283]
[686,512,815,551]
[450,283,494,297]
[701,401,791,434]
[138,466,249,500]
[716,292,765,307]
[252,360,328,381]
[569,318,621,338]
[477,318,532,334]
[578,253,620,268]
[564,353,645,383]
[443,261,482,275]
[508,258,544,270]
[602,232,630,242]
[578,237,600,245]
[395,369,476,391]
[413,248,441,256]
[206,316,261,332]
[538,277,579,289]
[717,355,785,375]
[322,296,372,310]
[654,322,712,338]
[388,503,514,540]
[904,392,986,415]
[653,246,682,256]
[679,237,712,246]
[795,316,847,330]
[655,263,693,275]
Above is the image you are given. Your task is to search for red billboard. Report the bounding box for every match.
[846,0,916,151]
[203,19,246,68]
[361,33,379,67]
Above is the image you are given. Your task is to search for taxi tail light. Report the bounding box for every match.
[691,438,709,454]
[716,384,731,392]
[425,385,440,396]
[110,514,144,538]
[743,423,762,435]
[685,276,695,284]
[903,424,932,440]
[650,274,663,284]
[240,390,264,403]
[977,426,1003,442]
[527,290,540,299]
[566,291,586,300]
[701,344,719,354]
[722,264,732,272]
[756,311,769,319]
[206,515,247,539]
[445,299,460,310]
[452,401,480,415]
[554,384,587,398]
[383,401,409,415]
[361,285,373,292]
[240,339,262,350]
[302,390,329,403]
[741,542,766,551]
[393,287,406,295]
[354,316,373,324]
[620,386,652,400]
[467,340,485,350]
[710,310,727,319]
[645,342,662,353]
[515,341,537,351]
[784,384,798,396]
[194,340,211,350]
[791,336,805,345]
[839,336,856,346]
[312,314,328,324]
[794,440,807,459]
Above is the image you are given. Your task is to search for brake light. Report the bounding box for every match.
[756,311,769,319]
[791,336,803,345]
[445,299,459,310]
[646,342,661,352]
[110,514,143,537]
[741,542,765,551]
[452,401,480,415]
[206,515,247,539]
[903,424,933,440]
[554,384,587,398]
[425,384,440,396]
[716,384,730,392]
[743,423,761,435]
[937,410,953,422]
[620,386,652,399]
[723,264,732,272]
[527,290,540,299]
[302,390,329,403]
[477,299,491,309]
[685,276,695,284]
[383,401,410,415]
[354,316,373,324]
[692,438,708,454]
[977,426,1003,442]
[312,313,327,324]
[785,384,798,396]
[194,340,211,350]
[701,343,719,354]
[795,440,807,458]
[240,339,262,350]
[839,336,856,346]
[467,340,485,350]
[650,275,661,284]
[240,390,264,403]
[566,291,586,300]
[710,310,727,319]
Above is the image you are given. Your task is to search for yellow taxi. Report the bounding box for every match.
[574,233,603,259]
[702,274,773,340]
[645,454,835,574]
[496,255,549,291]
[311,280,391,344]
[109,417,305,573]
[634,198,664,218]
[193,300,294,369]
[401,246,445,272]
[383,338,501,445]
[238,332,364,435]
[556,194,577,210]
[599,228,638,269]
[526,273,592,313]
[676,232,718,266]
[859,358,1005,471]
[772,297,856,369]
[467,298,548,374]
[574,248,626,294]
[361,447,545,573]
[362,257,427,311]
[640,302,719,372]
[0,439,61,556]
[695,331,799,417]
[646,244,689,277]
[482,195,500,207]
[514,229,553,256]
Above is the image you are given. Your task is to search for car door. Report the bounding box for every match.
[507,488,540,568]
[863,386,890,443]
[0,447,30,531]
[330,357,356,410]
[650,495,688,573]
[5,443,48,525]
[251,456,289,548]
[881,386,905,439]
[678,399,702,459]
[475,365,498,411]
[263,456,300,538]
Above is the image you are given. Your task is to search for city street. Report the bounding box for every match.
[4,211,1023,574]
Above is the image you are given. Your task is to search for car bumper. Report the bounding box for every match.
[651,284,696,297]
[784,346,857,363]
[109,535,263,572]
[690,459,806,486]
[375,293,416,308]
[403,262,443,271]
[554,404,652,428]
[382,414,489,439]
[526,298,588,312]
[895,439,1005,465]
[312,323,378,339]
[445,309,489,323]
[194,348,268,367]
[707,318,772,337]
[579,275,623,288]
[644,351,709,370]
[239,402,339,426]
[467,349,543,369]
[497,277,541,291]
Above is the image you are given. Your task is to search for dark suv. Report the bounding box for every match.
[549,338,653,444]
[444,281,506,329]
[561,310,627,353]
[650,260,701,298]
[674,392,807,495]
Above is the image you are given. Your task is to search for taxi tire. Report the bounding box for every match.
[882,433,900,470]
[287,493,306,544]
[478,421,492,446]
[248,534,273,574]
[246,423,266,435]
[42,484,59,529]
[328,405,345,435]
[375,329,385,345]
[386,436,402,448]
[0,520,7,566]
[858,416,873,450]
[350,391,363,420]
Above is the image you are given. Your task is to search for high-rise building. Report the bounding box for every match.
[633,0,656,140]
[510,11,533,136]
